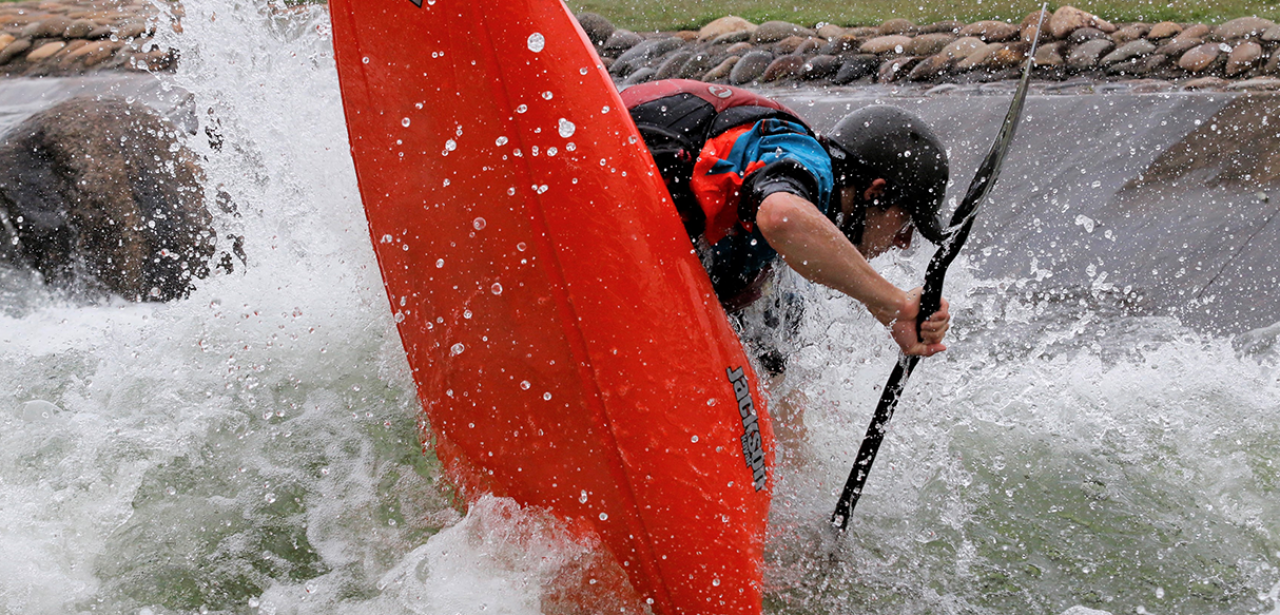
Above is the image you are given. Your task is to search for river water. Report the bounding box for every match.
[1,3,1278,614]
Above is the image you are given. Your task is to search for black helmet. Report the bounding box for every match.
[822,105,949,244]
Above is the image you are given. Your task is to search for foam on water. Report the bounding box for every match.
[0,2,1278,614]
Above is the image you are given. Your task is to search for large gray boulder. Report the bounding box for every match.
[0,97,216,301]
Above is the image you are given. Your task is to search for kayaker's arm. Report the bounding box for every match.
[755,191,949,356]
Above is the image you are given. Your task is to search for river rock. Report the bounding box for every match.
[614,37,683,67]
[1265,25,1280,42]
[955,42,1002,71]
[752,21,813,44]
[712,30,752,45]
[941,36,986,59]
[729,50,772,84]
[860,34,913,55]
[921,21,964,34]
[676,50,723,79]
[1107,52,1167,77]
[761,55,806,82]
[1179,43,1222,72]
[1049,6,1114,39]
[1020,9,1051,42]
[821,35,863,55]
[702,55,739,81]
[623,67,656,85]
[26,41,65,62]
[653,51,694,80]
[799,54,841,80]
[775,35,820,55]
[1226,41,1263,76]
[878,19,916,36]
[0,38,31,64]
[574,13,614,45]
[601,29,643,56]
[699,15,755,41]
[1112,23,1150,44]
[1035,41,1066,66]
[907,33,956,56]
[21,15,71,39]
[1069,27,1111,45]
[1147,22,1182,40]
[907,53,954,81]
[725,41,754,55]
[0,97,214,301]
[0,33,13,49]
[63,18,95,39]
[1101,39,1156,65]
[672,31,699,43]
[1183,76,1229,90]
[1266,53,1280,75]
[959,20,1019,42]
[1067,38,1115,69]
[1227,76,1280,91]
[846,27,881,38]
[831,54,879,83]
[816,24,846,39]
[1215,17,1275,40]
[1174,24,1211,42]
[1155,37,1203,57]
[878,56,920,82]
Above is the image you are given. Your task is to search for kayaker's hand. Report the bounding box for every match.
[890,287,949,357]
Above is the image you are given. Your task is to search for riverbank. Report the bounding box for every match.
[0,0,174,77]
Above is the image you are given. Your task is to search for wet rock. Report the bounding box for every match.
[1264,25,1280,43]
[1215,17,1275,40]
[920,21,964,35]
[752,21,814,44]
[729,50,772,84]
[878,18,916,36]
[959,20,1019,42]
[63,18,95,39]
[907,53,954,81]
[1183,76,1229,90]
[878,56,920,82]
[1107,53,1167,77]
[1034,41,1066,66]
[860,35,913,55]
[955,42,1002,71]
[1101,39,1156,65]
[26,41,65,62]
[816,24,846,39]
[907,33,956,56]
[799,54,842,80]
[725,41,754,56]
[0,38,31,65]
[846,27,881,38]
[774,35,820,55]
[1066,38,1115,70]
[1069,27,1111,45]
[761,55,806,82]
[1179,43,1222,73]
[623,66,656,85]
[1147,22,1182,40]
[1049,6,1115,39]
[702,56,739,81]
[21,15,71,39]
[601,30,643,57]
[614,37,683,67]
[677,50,725,79]
[985,42,1031,70]
[1226,77,1280,91]
[820,35,863,55]
[673,31,699,43]
[653,51,694,80]
[1266,53,1280,75]
[1155,37,1203,57]
[1112,23,1150,44]
[1226,41,1263,76]
[575,13,614,45]
[0,34,12,49]
[699,15,755,41]
[0,97,214,301]
[941,36,986,59]
[1174,24,1211,42]
[711,31,752,45]
[831,54,879,83]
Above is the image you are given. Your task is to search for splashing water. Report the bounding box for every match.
[0,2,1278,614]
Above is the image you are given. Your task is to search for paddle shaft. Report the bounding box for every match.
[831,7,1047,531]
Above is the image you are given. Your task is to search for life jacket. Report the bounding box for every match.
[622,79,815,238]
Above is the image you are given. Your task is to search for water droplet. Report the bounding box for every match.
[394,311,406,323]
[496,136,509,146]
[516,104,528,114]
[490,282,503,295]
[265,492,277,503]
[543,392,552,400]
[712,578,721,587]
[166,486,176,496]
[463,309,473,319]
[566,142,576,152]
[516,242,527,251]
[380,234,394,244]
[528,33,546,52]
[507,187,516,195]
[445,139,457,151]
[361,57,369,64]
[558,118,577,138]
[402,117,411,127]
[537,185,549,194]
[691,435,699,443]
[520,380,531,390]
[451,343,465,356]
[580,490,589,503]
[547,147,558,156]
[580,67,589,75]
[601,106,610,114]
[542,91,553,100]
[436,258,445,268]
[473,217,486,230]
[599,512,608,520]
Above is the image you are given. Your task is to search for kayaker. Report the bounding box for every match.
[622,79,951,374]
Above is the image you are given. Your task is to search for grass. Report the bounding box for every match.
[566,0,1280,32]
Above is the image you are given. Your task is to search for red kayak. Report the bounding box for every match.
[329,1,775,612]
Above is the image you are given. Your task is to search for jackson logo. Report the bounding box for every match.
[726,366,767,491]
[707,85,733,99]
